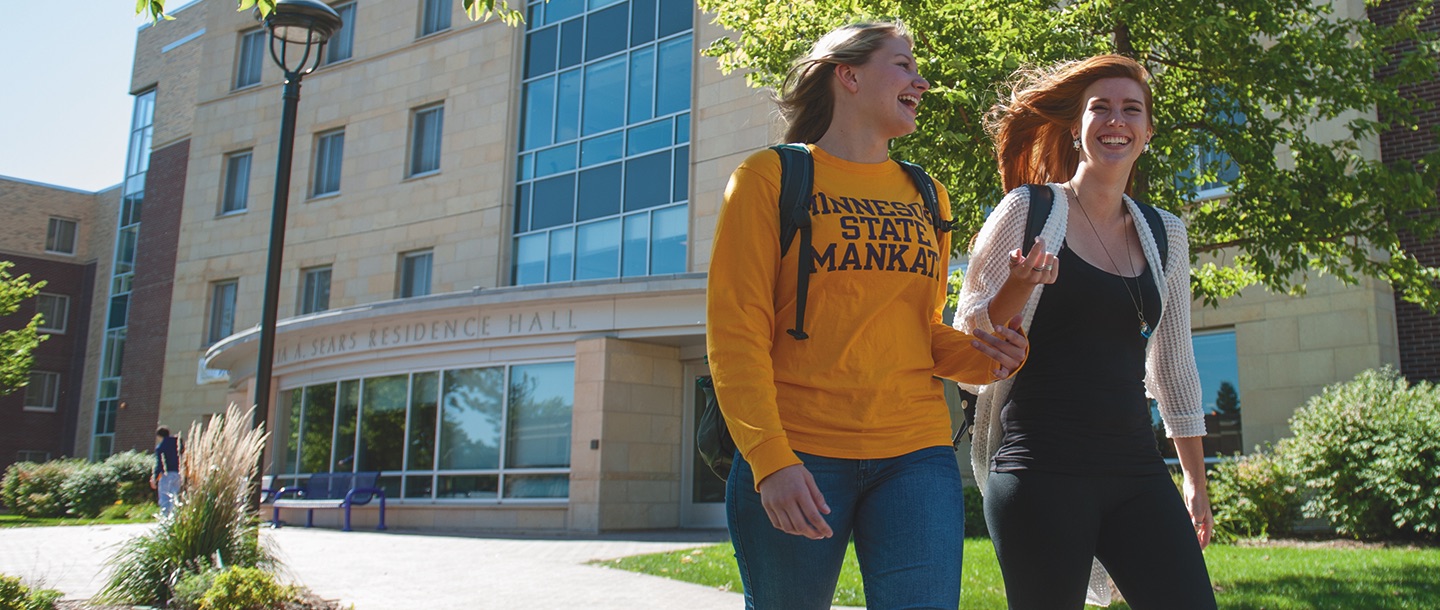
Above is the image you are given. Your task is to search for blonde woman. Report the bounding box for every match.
[707,21,1030,609]
[956,55,1216,609]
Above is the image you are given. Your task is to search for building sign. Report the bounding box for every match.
[274,307,595,365]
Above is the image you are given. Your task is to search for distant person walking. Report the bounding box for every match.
[151,426,182,517]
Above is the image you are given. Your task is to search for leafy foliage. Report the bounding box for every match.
[98,404,277,606]
[1208,445,1303,542]
[0,574,62,610]
[698,0,1440,310]
[199,566,294,610]
[0,261,47,397]
[1286,367,1440,540]
[1,460,81,518]
[138,1,524,26]
[59,461,120,518]
[105,450,160,506]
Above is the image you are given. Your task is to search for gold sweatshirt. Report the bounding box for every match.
[706,145,1015,486]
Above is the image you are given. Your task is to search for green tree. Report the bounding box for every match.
[700,0,1440,310]
[1215,381,1241,415]
[0,261,47,397]
[138,0,525,25]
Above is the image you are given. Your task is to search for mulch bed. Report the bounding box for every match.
[54,589,347,609]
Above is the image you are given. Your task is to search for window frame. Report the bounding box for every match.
[419,0,453,37]
[398,250,433,298]
[208,280,240,345]
[408,104,445,178]
[312,129,346,198]
[299,266,333,315]
[23,371,61,412]
[221,150,253,215]
[45,217,78,255]
[322,1,357,65]
[36,293,69,334]
[235,27,267,90]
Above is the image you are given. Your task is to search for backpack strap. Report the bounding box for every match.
[1132,200,1169,271]
[896,160,954,236]
[770,144,815,340]
[1023,183,1054,257]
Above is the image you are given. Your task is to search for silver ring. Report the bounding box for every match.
[1032,266,1045,272]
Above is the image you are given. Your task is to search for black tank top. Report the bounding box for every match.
[991,244,1167,476]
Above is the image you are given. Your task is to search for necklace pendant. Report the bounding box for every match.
[1139,321,1154,339]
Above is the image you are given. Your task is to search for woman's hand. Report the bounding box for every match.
[758,464,833,540]
[971,314,1028,379]
[1007,237,1059,286]
[1184,472,1214,549]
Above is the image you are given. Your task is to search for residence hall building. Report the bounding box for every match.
[63,0,1425,532]
[0,177,118,475]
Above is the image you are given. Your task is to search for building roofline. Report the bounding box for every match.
[0,174,119,195]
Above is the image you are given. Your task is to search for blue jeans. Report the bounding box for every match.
[156,472,181,517]
[727,446,965,610]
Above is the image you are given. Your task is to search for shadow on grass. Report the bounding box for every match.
[1209,563,1440,610]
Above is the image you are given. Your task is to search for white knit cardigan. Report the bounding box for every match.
[953,183,1207,606]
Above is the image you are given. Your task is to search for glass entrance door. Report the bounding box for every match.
[680,364,726,527]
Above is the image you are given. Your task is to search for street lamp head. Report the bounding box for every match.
[261,0,344,45]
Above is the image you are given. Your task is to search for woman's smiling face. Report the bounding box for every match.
[1073,76,1153,170]
[848,35,930,139]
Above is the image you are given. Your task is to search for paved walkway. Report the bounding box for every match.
[0,523,761,609]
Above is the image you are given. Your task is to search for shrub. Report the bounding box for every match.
[60,461,120,518]
[0,459,82,518]
[98,405,277,606]
[199,567,293,610]
[1285,367,1440,541]
[963,484,988,538]
[1207,445,1302,542]
[0,574,62,610]
[105,451,158,506]
[170,569,219,610]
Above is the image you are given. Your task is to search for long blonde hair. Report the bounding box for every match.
[985,55,1154,193]
[778,21,914,144]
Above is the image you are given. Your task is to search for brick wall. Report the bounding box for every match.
[0,254,95,472]
[1372,0,1440,382]
[114,140,189,453]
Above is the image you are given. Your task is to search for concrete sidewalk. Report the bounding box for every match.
[0,523,749,609]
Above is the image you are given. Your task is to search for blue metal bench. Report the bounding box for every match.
[270,471,387,532]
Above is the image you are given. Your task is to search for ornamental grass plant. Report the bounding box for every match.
[97,404,277,607]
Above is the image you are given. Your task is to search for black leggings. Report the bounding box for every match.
[985,470,1217,610]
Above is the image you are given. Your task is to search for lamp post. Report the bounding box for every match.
[254,0,342,441]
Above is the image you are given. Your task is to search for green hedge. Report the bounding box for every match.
[1,451,157,518]
[0,574,62,610]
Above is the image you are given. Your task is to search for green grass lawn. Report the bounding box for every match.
[0,505,158,528]
[599,539,1440,609]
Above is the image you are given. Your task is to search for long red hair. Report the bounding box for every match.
[985,55,1154,193]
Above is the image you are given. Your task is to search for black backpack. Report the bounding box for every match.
[696,144,954,480]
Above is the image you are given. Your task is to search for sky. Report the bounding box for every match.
[0,3,155,192]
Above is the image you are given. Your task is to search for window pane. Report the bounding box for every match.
[521,77,555,150]
[301,267,331,314]
[622,213,649,277]
[504,473,569,498]
[223,152,251,213]
[657,0,692,38]
[535,144,576,177]
[580,133,623,167]
[627,48,654,123]
[115,227,138,274]
[525,26,558,78]
[531,174,576,230]
[506,362,574,468]
[411,107,444,175]
[675,113,689,144]
[582,57,625,136]
[108,294,129,330]
[37,295,68,332]
[559,19,584,69]
[1195,331,1243,456]
[121,193,143,226]
[407,372,439,471]
[358,375,408,472]
[655,35,691,115]
[439,367,505,470]
[555,70,582,143]
[46,218,77,253]
[575,218,620,280]
[623,151,670,211]
[236,30,265,88]
[651,203,687,274]
[672,144,688,202]
[333,380,360,471]
[576,163,621,221]
[314,131,344,196]
[401,252,433,298]
[627,119,669,156]
[325,3,356,64]
[404,475,434,499]
[630,0,656,45]
[548,227,574,282]
[584,3,628,61]
[513,234,547,285]
[209,282,237,343]
[278,389,302,475]
[514,183,531,233]
[300,384,337,473]
[422,0,452,35]
[544,0,583,24]
[436,475,498,499]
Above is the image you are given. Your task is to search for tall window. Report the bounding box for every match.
[236,28,266,89]
[313,129,345,197]
[324,2,357,64]
[208,280,239,344]
[512,0,693,285]
[409,105,444,176]
[1153,329,1243,459]
[399,250,433,298]
[222,151,252,214]
[24,372,60,412]
[46,218,78,254]
[36,294,69,333]
[420,0,452,36]
[274,362,575,500]
[300,266,332,314]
